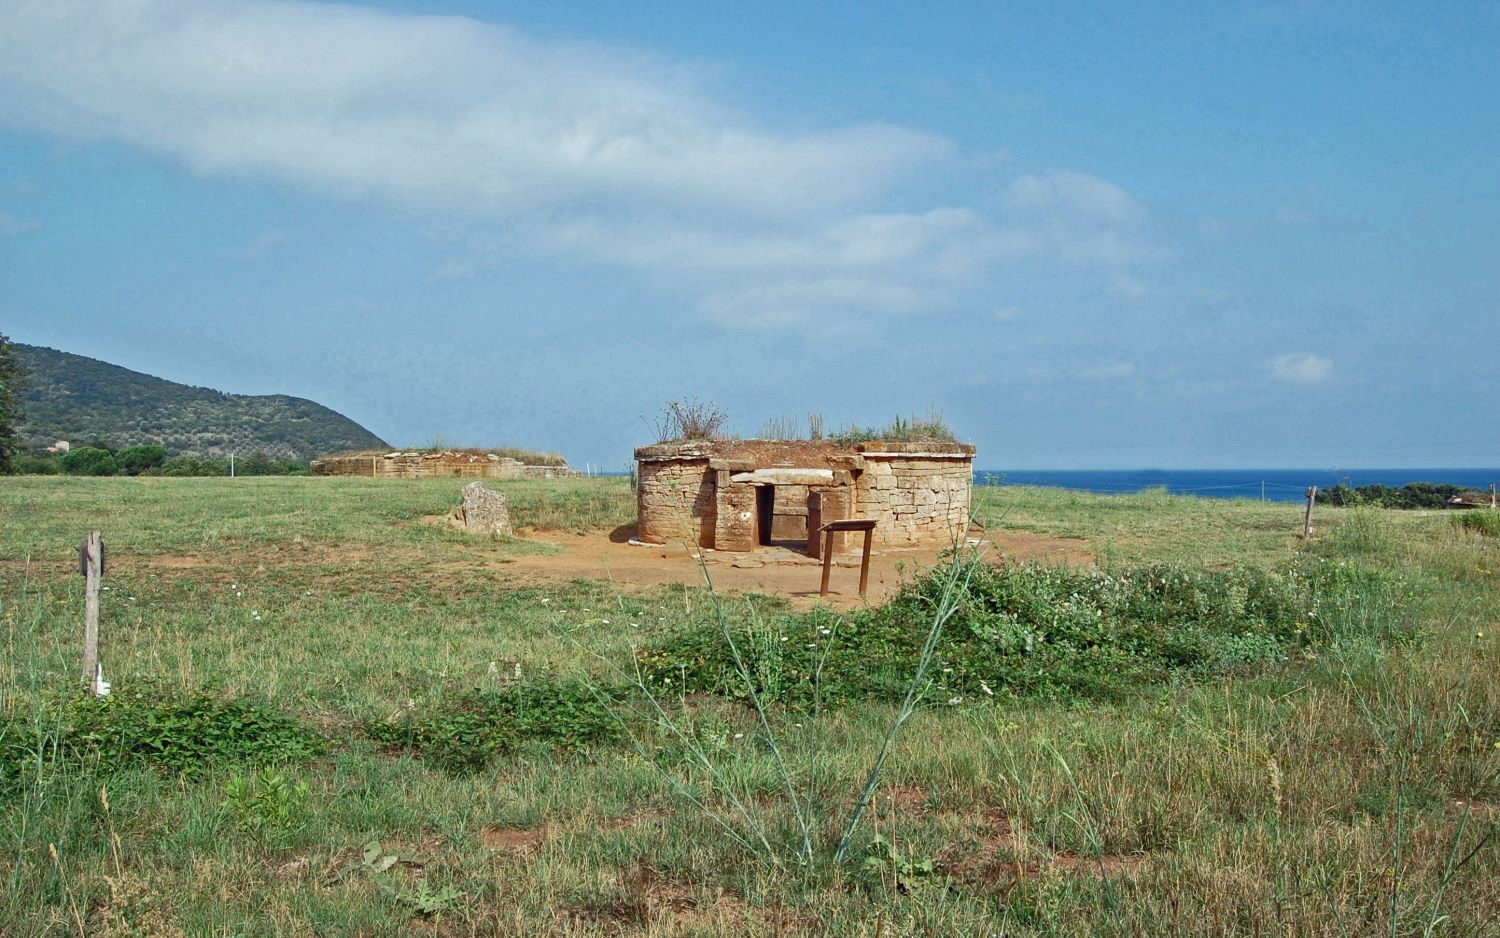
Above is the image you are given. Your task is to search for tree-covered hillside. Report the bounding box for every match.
[16,344,387,461]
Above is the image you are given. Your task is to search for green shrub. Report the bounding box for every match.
[0,688,323,787]
[221,766,310,846]
[638,559,1399,708]
[235,452,307,475]
[150,455,229,476]
[116,444,167,475]
[1319,482,1476,510]
[1456,510,1500,537]
[58,446,117,475]
[364,680,619,772]
[12,452,59,474]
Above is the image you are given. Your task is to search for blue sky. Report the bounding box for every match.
[1,1,1496,469]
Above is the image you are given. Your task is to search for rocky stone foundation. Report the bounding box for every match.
[311,451,580,480]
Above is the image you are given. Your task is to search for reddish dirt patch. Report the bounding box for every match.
[941,808,1030,884]
[940,808,1149,885]
[987,531,1095,567]
[1048,852,1149,875]
[877,783,932,815]
[479,823,549,855]
[489,528,1092,610]
[142,554,211,568]
[557,862,753,935]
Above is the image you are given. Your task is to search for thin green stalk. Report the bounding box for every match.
[834,541,982,862]
[690,550,815,864]
[1419,807,1468,938]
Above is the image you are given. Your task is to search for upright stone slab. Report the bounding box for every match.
[451,481,514,536]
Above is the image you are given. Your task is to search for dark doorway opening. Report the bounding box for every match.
[756,485,775,546]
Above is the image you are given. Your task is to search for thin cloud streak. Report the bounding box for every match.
[1269,353,1334,384]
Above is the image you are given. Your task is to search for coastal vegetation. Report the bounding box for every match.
[11,342,387,461]
[0,476,1495,934]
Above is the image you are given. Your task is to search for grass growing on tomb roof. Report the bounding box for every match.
[322,445,570,466]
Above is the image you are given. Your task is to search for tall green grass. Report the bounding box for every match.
[0,477,1494,934]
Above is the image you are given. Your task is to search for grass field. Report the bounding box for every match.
[1,476,1496,936]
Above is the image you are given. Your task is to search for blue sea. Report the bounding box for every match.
[974,469,1500,504]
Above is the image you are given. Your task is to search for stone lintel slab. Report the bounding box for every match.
[728,468,836,486]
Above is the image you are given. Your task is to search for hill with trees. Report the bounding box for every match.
[14,343,387,461]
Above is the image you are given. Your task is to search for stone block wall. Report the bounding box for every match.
[636,457,716,546]
[712,474,759,552]
[311,451,581,480]
[856,455,972,547]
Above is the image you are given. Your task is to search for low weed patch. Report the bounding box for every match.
[363,679,620,771]
[1457,509,1500,537]
[220,765,310,846]
[638,558,1412,707]
[0,687,322,788]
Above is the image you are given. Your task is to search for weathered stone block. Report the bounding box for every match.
[449,482,514,536]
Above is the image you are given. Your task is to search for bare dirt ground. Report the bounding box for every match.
[498,528,1094,609]
[4,523,1090,610]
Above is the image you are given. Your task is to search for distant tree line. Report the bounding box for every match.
[13,442,308,477]
[1316,482,1479,510]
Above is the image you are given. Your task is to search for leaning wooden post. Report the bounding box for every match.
[820,529,836,596]
[1303,486,1318,541]
[80,530,103,693]
[857,527,873,596]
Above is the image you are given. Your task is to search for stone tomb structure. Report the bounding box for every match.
[311,451,579,480]
[634,439,976,554]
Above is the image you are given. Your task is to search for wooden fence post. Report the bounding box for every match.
[80,530,102,693]
[1303,486,1318,541]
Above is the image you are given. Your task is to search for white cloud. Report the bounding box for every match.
[1108,274,1147,298]
[0,0,1161,330]
[992,306,1023,321]
[1269,353,1334,384]
[0,0,940,221]
[1008,170,1144,225]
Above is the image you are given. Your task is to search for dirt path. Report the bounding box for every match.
[2,525,1092,610]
